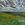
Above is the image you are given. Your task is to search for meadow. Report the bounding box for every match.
[0,0,25,25]
[0,12,25,25]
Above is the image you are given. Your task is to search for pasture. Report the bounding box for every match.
[0,12,25,25]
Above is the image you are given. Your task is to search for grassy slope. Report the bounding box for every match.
[0,13,15,21]
[0,13,25,25]
[0,13,16,25]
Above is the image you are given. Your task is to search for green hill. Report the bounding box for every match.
[0,12,25,25]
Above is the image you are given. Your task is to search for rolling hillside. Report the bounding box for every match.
[0,12,25,25]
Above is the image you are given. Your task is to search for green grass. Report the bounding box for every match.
[0,13,25,25]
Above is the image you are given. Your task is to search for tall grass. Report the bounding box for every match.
[0,12,25,25]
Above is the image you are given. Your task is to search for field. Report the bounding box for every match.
[0,12,25,25]
[0,0,25,25]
